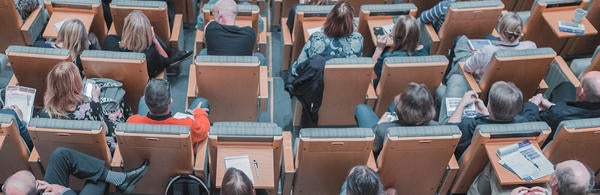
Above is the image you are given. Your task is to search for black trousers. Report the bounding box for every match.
[44,147,108,195]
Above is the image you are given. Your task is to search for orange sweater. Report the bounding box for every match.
[126,108,210,144]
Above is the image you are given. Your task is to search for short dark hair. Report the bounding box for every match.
[345,166,383,195]
[221,168,254,195]
[323,1,355,38]
[487,81,523,122]
[144,79,171,114]
[395,83,436,126]
[390,15,420,55]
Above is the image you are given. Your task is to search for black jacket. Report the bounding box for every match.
[540,101,600,140]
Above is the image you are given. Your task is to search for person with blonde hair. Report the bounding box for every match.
[34,19,99,77]
[372,15,429,87]
[103,10,191,77]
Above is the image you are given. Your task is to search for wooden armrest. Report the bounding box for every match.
[282,131,295,195]
[282,18,293,70]
[28,147,44,179]
[258,27,268,55]
[366,82,377,108]
[259,66,269,112]
[107,22,117,35]
[423,24,440,54]
[458,62,482,94]
[8,75,19,86]
[538,80,548,94]
[554,56,581,88]
[169,14,184,50]
[438,154,460,194]
[187,64,198,109]
[272,0,282,26]
[193,140,208,180]
[367,152,378,172]
[194,30,205,57]
[110,145,123,170]
[20,6,44,45]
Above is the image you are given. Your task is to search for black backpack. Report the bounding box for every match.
[165,174,209,195]
[88,78,132,136]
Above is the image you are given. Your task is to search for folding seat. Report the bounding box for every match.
[195,4,265,55]
[27,118,110,189]
[407,0,440,16]
[206,124,283,193]
[568,45,600,77]
[513,0,536,11]
[111,123,195,194]
[543,118,600,182]
[459,48,556,102]
[377,125,462,195]
[522,0,588,54]
[44,0,108,46]
[0,0,47,52]
[282,128,376,195]
[80,50,149,112]
[292,58,374,126]
[0,114,31,184]
[5,46,71,107]
[357,3,418,56]
[109,0,184,50]
[374,55,448,116]
[423,0,504,55]
[450,122,551,194]
[187,56,268,122]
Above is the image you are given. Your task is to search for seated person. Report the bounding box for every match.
[34,19,99,78]
[340,165,395,195]
[355,83,437,157]
[15,0,38,22]
[461,12,537,82]
[2,147,149,194]
[445,81,538,158]
[37,62,116,136]
[127,79,210,147]
[529,71,600,140]
[470,160,594,195]
[103,11,191,77]
[0,106,32,150]
[285,0,336,34]
[372,15,429,87]
[196,0,264,32]
[291,0,363,76]
[221,168,255,195]
[418,0,475,33]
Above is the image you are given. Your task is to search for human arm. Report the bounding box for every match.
[447,91,480,123]
[528,93,555,111]
[418,1,448,25]
[290,33,316,75]
[37,180,73,195]
[371,35,388,80]
[190,103,210,144]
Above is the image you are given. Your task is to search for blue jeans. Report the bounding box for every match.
[436,74,469,123]
[138,97,210,116]
[354,103,397,128]
[199,48,267,66]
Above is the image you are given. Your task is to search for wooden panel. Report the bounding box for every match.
[0,0,27,52]
[110,5,171,44]
[319,64,372,126]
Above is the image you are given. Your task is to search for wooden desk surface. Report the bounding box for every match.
[43,11,94,39]
[302,19,326,42]
[216,145,275,189]
[485,141,551,185]
[542,9,598,38]
[367,18,395,47]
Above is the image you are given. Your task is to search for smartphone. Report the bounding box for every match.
[83,79,95,98]
[373,27,385,36]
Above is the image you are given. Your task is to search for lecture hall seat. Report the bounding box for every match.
[0,0,47,52]
[0,114,32,184]
[44,0,108,47]
[357,3,418,56]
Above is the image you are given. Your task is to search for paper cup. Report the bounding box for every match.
[573,8,587,23]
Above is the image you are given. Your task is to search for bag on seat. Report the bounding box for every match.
[88,78,132,135]
[165,174,209,195]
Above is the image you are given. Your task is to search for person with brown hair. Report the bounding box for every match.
[290,0,363,76]
[102,10,190,77]
[286,0,337,33]
[221,168,255,195]
[371,15,429,87]
[354,83,437,156]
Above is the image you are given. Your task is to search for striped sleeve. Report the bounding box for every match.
[418,1,451,31]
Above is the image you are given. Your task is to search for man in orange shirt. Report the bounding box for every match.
[127,79,210,144]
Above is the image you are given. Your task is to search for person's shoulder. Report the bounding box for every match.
[126,114,147,123]
[350,31,364,39]
[520,41,537,49]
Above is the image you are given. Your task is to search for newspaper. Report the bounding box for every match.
[5,86,36,123]
[497,140,554,181]
[445,97,477,118]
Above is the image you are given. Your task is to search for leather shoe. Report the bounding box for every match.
[165,50,192,66]
[117,160,150,194]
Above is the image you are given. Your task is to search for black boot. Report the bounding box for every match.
[117,160,150,194]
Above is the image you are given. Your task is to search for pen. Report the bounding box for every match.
[253,160,259,177]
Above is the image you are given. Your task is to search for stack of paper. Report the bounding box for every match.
[445,97,478,118]
[497,140,554,181]
[5,86,36,123]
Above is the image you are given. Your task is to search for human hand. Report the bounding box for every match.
[37,181,67,195]
[376,35,387,48]
[510,187,530,195]
[4,105,23,121]
[195,101,210,113]
[474,99,489,115]
[92,85,100,102]
[526,186,547,195]
[460,91,479,107]
[377,112,394,124]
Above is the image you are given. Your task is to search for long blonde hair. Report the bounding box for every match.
[120,10,153,52]
[43,62,86,118]
[56,19,89,58]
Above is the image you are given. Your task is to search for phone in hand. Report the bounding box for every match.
[83,79,96,98]
[373,27,385,36]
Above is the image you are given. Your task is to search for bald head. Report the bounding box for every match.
[578,71,600,102]
[213,0,238,25]
[3,170,37,195]
[551,160,594,195]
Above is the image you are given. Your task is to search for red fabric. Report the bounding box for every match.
[126,109,210,144]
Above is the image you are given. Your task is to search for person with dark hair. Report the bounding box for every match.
[221,168,255,195]
[290,0,363,76]
[529,71,600,141]
[354,83,437,157]
[285,0,337,34]
[15,0,39,22]
[371,15,429,87]
[2,147,149,194]
[126,79,211,146]
[445,81,538,158]
[340,165,384,195]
